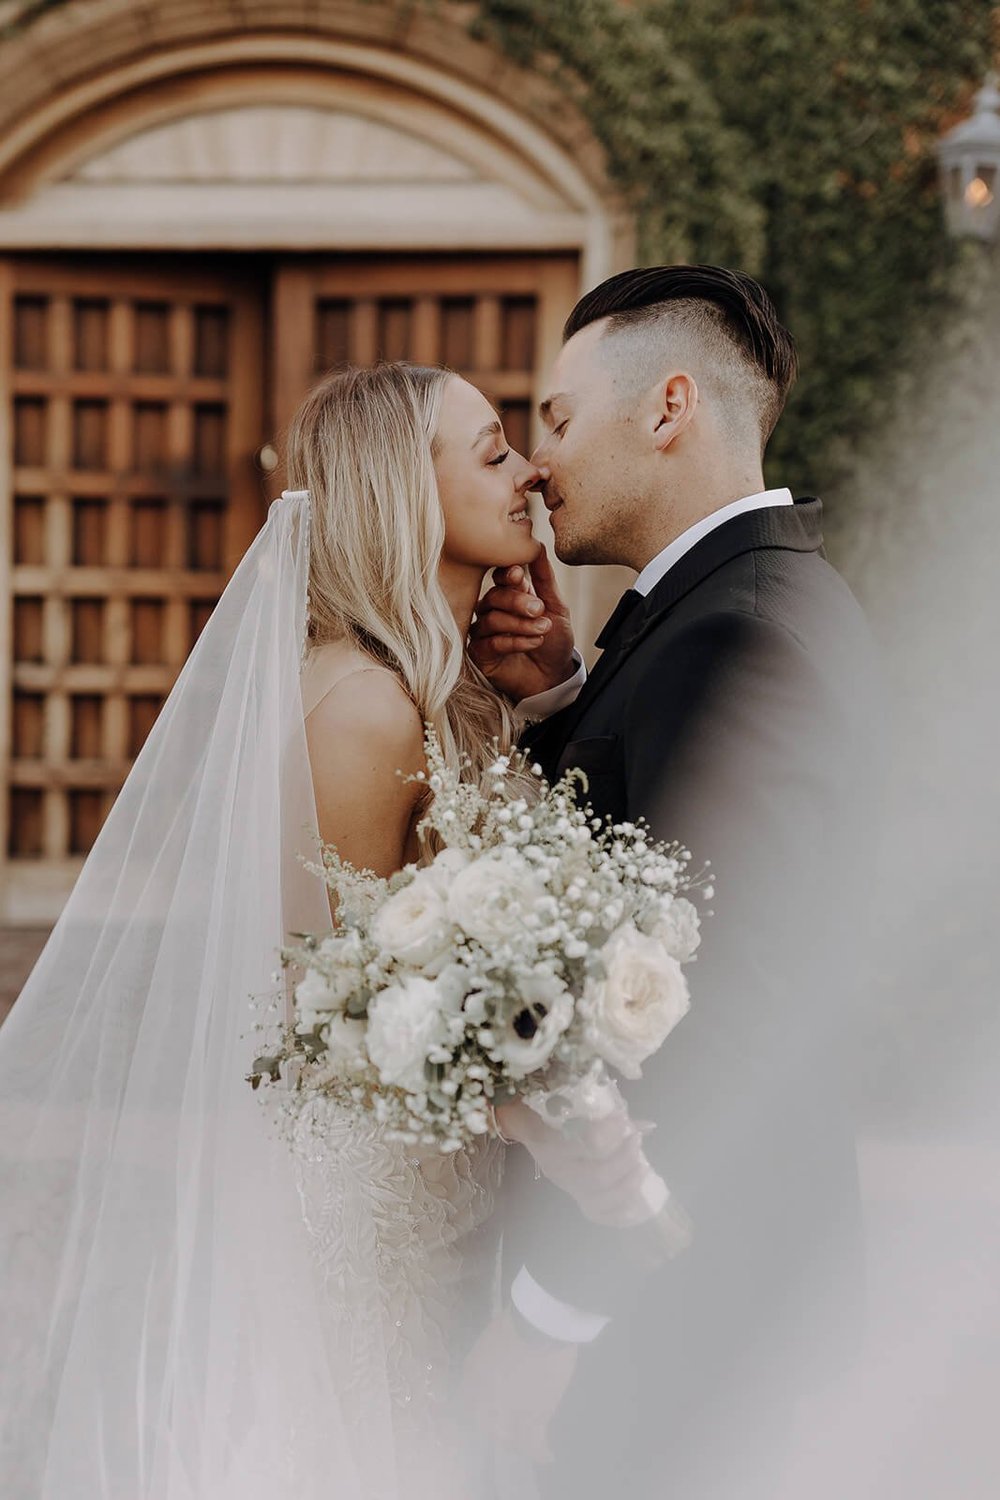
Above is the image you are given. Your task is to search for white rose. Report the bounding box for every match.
[492,971,574,1079]
[584,923,690,1079]
[294,967,344,1030]
[370,871,455,969]
[422,847,472,892]
[366,975,447,1093]
[446,848,546,947]
[313,1013,370,1082]
[650,896,701,962]
[317,929,364,967]
[315,931,366,1002]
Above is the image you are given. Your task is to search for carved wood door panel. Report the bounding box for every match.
[0,251,581,919]
[269,253,579,477]
[0,257,264,917]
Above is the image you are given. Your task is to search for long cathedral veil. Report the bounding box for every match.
[0,492,389,1498]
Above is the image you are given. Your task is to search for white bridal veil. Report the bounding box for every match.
[0,492,385,1499]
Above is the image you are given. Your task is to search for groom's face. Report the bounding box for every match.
[532,321,642,567]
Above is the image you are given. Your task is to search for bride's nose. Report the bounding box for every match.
[515,458,543,493]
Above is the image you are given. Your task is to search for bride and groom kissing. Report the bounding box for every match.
[0,261,878,1500]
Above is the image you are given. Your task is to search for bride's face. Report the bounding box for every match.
[433,376,542,571]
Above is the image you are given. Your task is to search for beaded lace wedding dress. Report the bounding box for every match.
[295,642,507,1494]
[291,1095,505,1494]
[0,492,507,1500]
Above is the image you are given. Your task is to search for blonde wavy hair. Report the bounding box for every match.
[286,362,520,784]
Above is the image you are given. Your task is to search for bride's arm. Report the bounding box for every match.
[304,669,426,880]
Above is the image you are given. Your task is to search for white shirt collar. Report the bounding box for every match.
[632,488,794,598]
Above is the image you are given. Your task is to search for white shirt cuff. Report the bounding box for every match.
[513,652,586,727]
[510,1264,611,1344]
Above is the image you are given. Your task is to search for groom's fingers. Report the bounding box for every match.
[473,608,551,638]
[471,585,553,654]
[470,609,547,647]
[475,632,545,657]
[476,584,546,619]
[527,544,570,619]
[490,563,531,593]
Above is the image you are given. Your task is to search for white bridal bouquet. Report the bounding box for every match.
[249,732,706,1153]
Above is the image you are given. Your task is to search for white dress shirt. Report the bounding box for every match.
[510,487,794,1343]
[633,487,793,596]
[515,489,792,727]
[513,651,586,726]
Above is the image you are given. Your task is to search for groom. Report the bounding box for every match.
[468,265,880,1498]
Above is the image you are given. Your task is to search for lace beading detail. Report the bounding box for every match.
[290,1097,505,1494]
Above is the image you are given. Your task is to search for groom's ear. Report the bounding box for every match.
[652,373,698,454]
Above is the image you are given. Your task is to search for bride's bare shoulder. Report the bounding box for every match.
[302,641,424,765]
[302,643,426,872]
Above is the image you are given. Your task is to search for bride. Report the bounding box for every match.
[0,362,577,1499]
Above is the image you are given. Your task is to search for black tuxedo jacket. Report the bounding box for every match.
[502,498,881,1497]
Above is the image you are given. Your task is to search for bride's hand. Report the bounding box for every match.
[469,544,576,703]
[496,1097,667,1229]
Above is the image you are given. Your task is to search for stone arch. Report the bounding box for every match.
[0,1,632,276]
[0,2,636,917]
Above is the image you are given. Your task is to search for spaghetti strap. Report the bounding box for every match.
[301,648,408,720]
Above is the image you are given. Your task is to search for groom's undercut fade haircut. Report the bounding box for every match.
[564,265,798,448]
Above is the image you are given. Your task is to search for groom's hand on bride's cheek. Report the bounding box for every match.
[469,544,576,702]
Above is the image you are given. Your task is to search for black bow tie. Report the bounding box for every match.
[594,588,644,651]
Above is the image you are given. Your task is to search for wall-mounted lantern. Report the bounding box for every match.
[938,74,1000,240]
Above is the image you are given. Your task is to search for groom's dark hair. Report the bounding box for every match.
[564,264,797,446]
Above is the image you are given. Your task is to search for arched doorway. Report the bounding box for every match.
[0,8,631,920]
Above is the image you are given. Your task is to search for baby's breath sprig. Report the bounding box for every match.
[253,725,706,1152]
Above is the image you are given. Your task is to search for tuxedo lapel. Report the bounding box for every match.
[553,498,824,745]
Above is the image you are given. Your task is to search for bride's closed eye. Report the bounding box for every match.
[487,450,511,466]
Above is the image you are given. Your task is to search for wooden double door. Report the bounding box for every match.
[0,251,578,915]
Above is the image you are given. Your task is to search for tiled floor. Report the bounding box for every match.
[0,926,51,1023]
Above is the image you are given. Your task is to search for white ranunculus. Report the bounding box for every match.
[492,972,574,1079]
[370,870,455,968]
[584,923,690,1079]
[650,896,702,962]
[446,848,545,947]
[366,975,447,1093]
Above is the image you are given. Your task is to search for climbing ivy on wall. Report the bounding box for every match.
[468,0,998,500]
[1,0,997,501]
